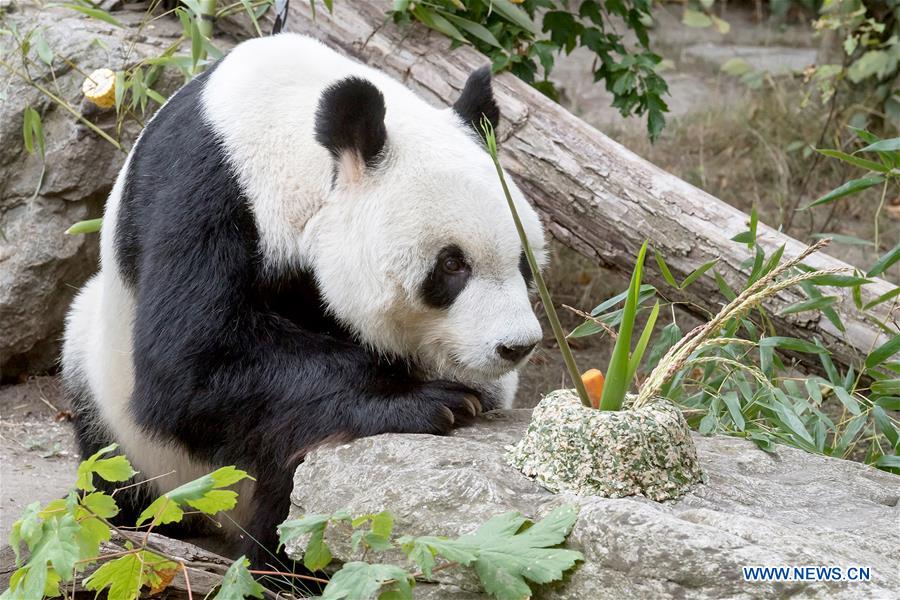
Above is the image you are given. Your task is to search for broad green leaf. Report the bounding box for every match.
[81,492,119,518]
[76,444,136,491]
[401,506,581,600]
[805,175,885,208]
[66,218,103,235]
[815,149,888,172]
[62,3,123,27]
[721,57,752,76]
[9,502,42,565]
[214,556,265,600]
[136,466,251,526]
[83,551,176,600]
[867,243,900,277]
[321,562,413,600]
[866,335,900,369]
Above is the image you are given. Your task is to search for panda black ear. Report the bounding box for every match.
[315,77,387,177]
[452,66,500,139]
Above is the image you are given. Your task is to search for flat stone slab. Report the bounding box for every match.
[288,409,900,599]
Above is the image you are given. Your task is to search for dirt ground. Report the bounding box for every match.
[0,376,79,542]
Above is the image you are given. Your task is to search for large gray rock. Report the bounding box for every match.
[288,410,900,599]
[0,6,233,377]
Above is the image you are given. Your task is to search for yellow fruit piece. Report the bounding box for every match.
[82,68,116,109]
[581,368,605,409]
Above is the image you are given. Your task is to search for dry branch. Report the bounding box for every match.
[226,3,895,371]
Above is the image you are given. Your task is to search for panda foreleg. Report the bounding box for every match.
[131,315,481,566]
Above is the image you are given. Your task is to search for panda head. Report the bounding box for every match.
[308,67,546,383]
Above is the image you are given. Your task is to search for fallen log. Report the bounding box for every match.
[226,3,895,371]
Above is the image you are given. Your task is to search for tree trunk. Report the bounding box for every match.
[227,3,895,372]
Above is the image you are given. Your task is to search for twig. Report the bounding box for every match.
[180,561,193,600]
[562,304,618,340]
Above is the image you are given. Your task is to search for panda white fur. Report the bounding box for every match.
[62,34,547,566]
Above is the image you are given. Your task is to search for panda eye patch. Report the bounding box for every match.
[421,245,471,309]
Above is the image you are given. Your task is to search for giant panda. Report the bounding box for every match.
[62,34,547,566]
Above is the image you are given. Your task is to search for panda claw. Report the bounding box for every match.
[442,406,456,426]
[463,394,481,417]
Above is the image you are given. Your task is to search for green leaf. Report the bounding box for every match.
[805,175,885,208]
[489,0,539,35]
[654,250,677,287]
[627,300,659,381]
[680,259,718,289]
[645,322,682,371]
[214,556,265,599]
[872,379,900,396]
[81,492,119,519]
[136,466,252,526]
[875,455,900,473]
[833,386,862,416]
[864,286,900,310]
[62,3,123,27]
[33,31,53,65]
[805,274,872,287]
[866,335,900,369]
[441,13,502,48]
[780,295,838,315]
[9,502,42,565]
[759,336,828,355]
[858,137,900,153]
[411,6,466,43]
[815,149,888,172]
[721,391,745,431]
[809,233,874,247]
[401,505,581,600]
[76,444,136,491]
[600,241,648,410]
[66,218,103,235]
[83,551,176,600]
[867,243,900,277]
[872,406,899,449]
[321,562,413,600]
[876,396,900,410]
[731,207,757,246]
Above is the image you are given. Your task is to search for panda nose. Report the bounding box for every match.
[496,342,537,363]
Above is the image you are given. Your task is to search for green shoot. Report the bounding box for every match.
[481,119,591,408]
[599,241,649,411]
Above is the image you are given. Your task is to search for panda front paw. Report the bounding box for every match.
[416,380,482,434]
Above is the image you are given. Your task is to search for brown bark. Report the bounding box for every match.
[227,3,895,371]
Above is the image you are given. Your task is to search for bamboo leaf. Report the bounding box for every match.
[805,176,885,208]
[62,3,123,27]
[866,335,900,369]
[867,243,900,277]
[627,300,659,381]
[816,149,888,172]
[780,295,838,315]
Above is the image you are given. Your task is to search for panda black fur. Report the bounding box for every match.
[62,34,547,566]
